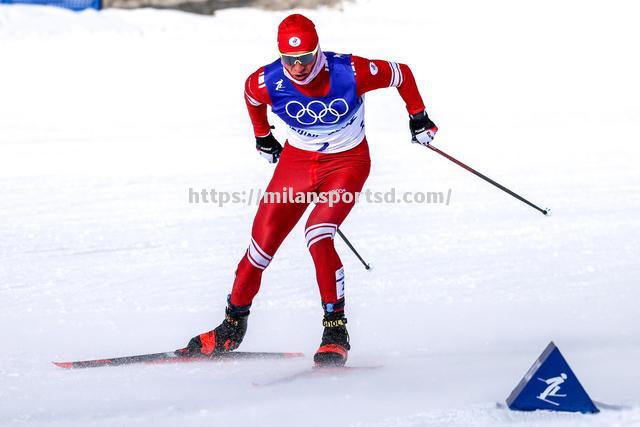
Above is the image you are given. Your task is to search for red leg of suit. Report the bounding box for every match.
[229,144,311,306]
[229,140,370,308]
[305,143,370,308]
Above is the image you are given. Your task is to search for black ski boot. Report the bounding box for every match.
[181,299,250,355]
[314,310,350,367]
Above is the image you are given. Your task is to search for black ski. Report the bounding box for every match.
[54,350,304,369]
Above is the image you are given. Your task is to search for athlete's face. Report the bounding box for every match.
[281,52,317,81]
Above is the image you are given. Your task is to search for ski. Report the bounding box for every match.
[53,350,304,369]
[254,365,382,386]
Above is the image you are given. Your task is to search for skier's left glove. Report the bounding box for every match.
[256,132,283,164]
[409,110,438,146]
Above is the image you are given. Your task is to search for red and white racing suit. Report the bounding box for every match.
[229,54,428,311]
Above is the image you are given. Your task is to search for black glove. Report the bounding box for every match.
[256,132,283,164]
[409,110,438,146]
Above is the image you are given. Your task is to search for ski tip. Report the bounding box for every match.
[53,361,73,369]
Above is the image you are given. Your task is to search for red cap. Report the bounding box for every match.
[277,14,319,54]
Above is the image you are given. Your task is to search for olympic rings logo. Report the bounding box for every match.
[285,99,350,125]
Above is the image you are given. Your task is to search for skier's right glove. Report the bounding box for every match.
[256,132,283,164]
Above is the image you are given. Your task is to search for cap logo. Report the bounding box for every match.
[288,36,301,47]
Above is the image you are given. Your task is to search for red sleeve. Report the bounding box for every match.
[244,67,273,137]
[352,55,426,115]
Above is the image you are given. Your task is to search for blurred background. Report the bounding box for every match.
[0,0,345,14]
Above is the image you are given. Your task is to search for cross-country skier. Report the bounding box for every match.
[181,14,437,366]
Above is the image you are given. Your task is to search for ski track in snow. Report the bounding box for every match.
[1,0,639,426]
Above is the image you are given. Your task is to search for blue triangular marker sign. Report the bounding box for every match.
[506,341,599,413]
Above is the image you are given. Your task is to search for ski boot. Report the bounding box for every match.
[314,306,350,367]
[180,299,250,355]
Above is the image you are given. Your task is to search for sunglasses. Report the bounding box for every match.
[280,46,319,66]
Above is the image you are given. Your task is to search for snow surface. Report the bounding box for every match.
[1,0,640,425]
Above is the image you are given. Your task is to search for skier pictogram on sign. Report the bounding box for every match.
[506,342,599,413]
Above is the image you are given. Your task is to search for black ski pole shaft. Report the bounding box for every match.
[427,144,550,216]
[336,228,371,270]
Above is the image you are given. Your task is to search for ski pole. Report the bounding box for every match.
[336,228,371,271]
[426,144,550,216]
